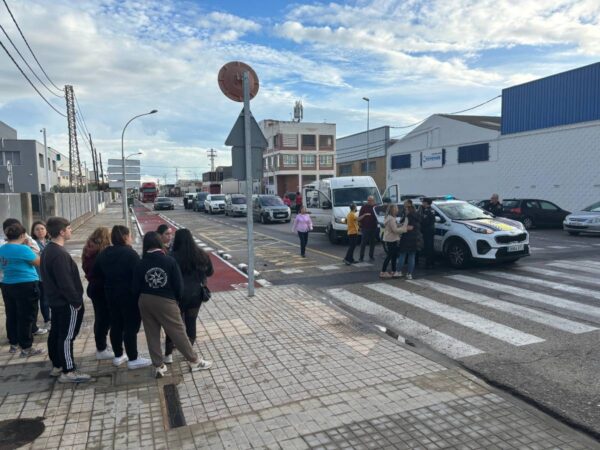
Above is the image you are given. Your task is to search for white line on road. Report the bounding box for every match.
[366,283,544,346]
[519,266,600,288]
[409,279,596,334]
[326,288,483,359]
[450,274,600,321]
[548,261,600,275]
[547,246,569,249]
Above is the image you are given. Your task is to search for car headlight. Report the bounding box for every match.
[335,217,347,224]
[564,215,572,222]
[587,217,600,224]
[512,221,525,230]
[463,223,494,234]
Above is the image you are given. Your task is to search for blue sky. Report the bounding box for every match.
[0,0,599,183]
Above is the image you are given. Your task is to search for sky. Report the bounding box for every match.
[1,0,599,184]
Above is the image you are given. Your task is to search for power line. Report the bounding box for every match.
[0,39,67,117]
[74,93,92,136]
[2,0,63,92]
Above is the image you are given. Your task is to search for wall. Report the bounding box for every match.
[336,155,386,192]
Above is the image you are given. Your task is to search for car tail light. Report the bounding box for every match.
[510,207,522,214]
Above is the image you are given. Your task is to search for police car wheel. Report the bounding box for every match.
[522,217,533,229]
[447,241,470,268]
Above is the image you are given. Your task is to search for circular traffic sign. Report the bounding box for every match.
[218,61,259,102]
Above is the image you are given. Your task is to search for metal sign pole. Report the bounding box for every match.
[243,71,255,297]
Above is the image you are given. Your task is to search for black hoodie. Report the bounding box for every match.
[40,242,84,308]
[132,251,183,302]
[93,244,140,302]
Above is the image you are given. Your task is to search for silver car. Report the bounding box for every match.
[563,201,600,235]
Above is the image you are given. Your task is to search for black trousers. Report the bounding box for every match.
[382,241,399,272]
[296,204,301,214]
[1,282,39,349]
[423,232,435,267]
[345,234,358,262]
[48,304,84,373]
[38,281,51,323]
[107,293,141,360]
[165,306,200,356]
[359,228,378,260]
[297,231,309,256]
[87,283,111,352]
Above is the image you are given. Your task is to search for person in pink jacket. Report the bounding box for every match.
[292,207,313,257]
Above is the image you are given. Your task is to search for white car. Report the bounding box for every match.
[204,194,226,214]
[415,199,530,268]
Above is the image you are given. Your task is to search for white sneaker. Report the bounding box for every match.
[164,354,173,364]
[127,357,152,370]
[189,358,212,372]
[33,328,48,336]
[155,364,168,378]
[44,321,51,330]
[406,274,413,280]
[392,272,403,278]
[112,355,128,367]
[96,349,115,360]
[58,371,91,384]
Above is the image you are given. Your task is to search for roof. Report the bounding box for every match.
[438,114,501,131]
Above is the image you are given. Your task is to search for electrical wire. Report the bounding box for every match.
[74,93,92,137]
[0,39,67,117]
[2,0,63,92]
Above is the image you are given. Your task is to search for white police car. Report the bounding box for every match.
[417,199,530,268]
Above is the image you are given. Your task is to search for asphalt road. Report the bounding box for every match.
[158,203,600,438]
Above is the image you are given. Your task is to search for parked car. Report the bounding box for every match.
[192,192,208,212]
[204,194,226,214]
[253,195,291,224]
[183,193,196,209]
[563,200,600,235]
[154,197,175,211]
[225,194,247,217]
[500,199,570,229]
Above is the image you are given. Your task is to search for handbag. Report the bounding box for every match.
[200,284,211,303]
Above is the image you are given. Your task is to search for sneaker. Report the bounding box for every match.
[113,355,128,367]
[189,358,212,372]
[49,367,62,377]
[392,272,403,278]
[164,354,173,364]
[96,349,115,360]
[20,346,44,358]
[406,274,413,280]
[58,371,91,384]
[33,328,48,336]
[343,259,351,266]
[44,321,51,330]
[155,364,168,378]
[9,345,18,354]
[127,357,152,370]
[379,272,392,279]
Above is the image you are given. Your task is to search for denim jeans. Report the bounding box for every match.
[397,252,416,274]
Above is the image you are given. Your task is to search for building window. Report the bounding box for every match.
[301,134,316,149]
[282,134,298,148]
[360,160,377,173]
[391,154,411,170]
[302,155,316,166]
[272,134,279,149]
[0,151,22,166]
[52,160,57,172]
[319,135,334,149]
[339,163,353,176]
[458,143,489,163]
[264,158,268,170]
[319,155,333,167]
[39,153,45,168]
[283,154,298,167]
[47,157,51,169]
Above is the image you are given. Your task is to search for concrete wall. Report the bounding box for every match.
[337,155,386,192]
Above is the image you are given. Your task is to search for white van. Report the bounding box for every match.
[302,176,382,243]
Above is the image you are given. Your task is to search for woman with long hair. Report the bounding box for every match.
[164,228,214,363]
[133,232,212,378]
[31,221,51,329]
[82,227,114,360]
[380,204,410,278]
[94,225,151,369]
[156,224,174,252]
[396,199,421,280]
[292,206,313,257]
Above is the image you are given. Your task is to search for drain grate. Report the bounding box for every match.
[0,418,45,450]
[163,384,186,429]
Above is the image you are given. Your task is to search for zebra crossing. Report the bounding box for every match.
[325,259,600,361]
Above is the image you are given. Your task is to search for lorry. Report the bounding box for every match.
[139,182,158,202]
[302,176,382,244]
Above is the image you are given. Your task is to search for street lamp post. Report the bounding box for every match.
[40,128,50,191]
[121,110,157,224]
[362,97,370,175]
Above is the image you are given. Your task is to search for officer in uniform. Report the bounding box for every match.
[485,193,503,217]
[420,198,436,269]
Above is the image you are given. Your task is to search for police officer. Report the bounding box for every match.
[420,198,436,269]
[485,193,503,217]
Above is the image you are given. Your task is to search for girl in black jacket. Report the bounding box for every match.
[396,200,421,280]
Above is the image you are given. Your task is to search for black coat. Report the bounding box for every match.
[398,212,421,252]
[485,202,503,217]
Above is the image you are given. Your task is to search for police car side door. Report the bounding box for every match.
[431,205,450,253]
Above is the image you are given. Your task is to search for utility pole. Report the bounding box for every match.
[99,153,105,186]
[89,133,99,187]
[40,128,50,191]
[65,85,82,192]
[175,167,179,183]
[207,148,217,172]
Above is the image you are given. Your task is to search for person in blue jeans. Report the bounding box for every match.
[396,199,421,280]
[31,221,51,329]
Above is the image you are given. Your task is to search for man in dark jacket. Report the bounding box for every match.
[420,198,436,268]
[41,217,90,383]
[485,194,503,217]
[358,196,378,262]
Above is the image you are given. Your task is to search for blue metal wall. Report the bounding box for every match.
[501,62,600,134]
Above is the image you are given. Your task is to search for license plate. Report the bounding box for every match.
[507,244,525,252]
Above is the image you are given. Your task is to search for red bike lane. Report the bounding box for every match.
[132,205,253,293]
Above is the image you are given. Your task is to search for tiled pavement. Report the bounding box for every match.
[0,203,598,449]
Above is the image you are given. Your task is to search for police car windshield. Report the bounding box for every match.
[583,201,600,212]
[437,202,489,220]
[333,187,381,207]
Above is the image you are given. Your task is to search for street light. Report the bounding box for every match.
[362,97,370,174]
[121,110,157,224]
[126,152,143,160]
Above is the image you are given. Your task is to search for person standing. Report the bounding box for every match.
[156,224,174,252]
[0,223,44,357]
[295,191,303,214]
[380,205,410,278]
[358,196,378,262]
[94,225,151,370]
[31,221,51,329]
[134,232,212,378]
[343,203,359,265]
[485,194,503,217]
[396,200,421,280]
[164,228,214,364]
[283,195,292,208]
[41,217,90,383]
[82,227,114,361]
[419,198,436,269]
[292,207,313,257]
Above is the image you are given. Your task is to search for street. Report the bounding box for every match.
[160,202,600,437]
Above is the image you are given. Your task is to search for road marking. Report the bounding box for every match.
[519,266,600,288]
[547,245,569,249]
[548,261,600,275]
[578,259,600,268]
[450,274,600,320]
[317,265,341,271]
[366,283,544,346]
[326,288,483,359]
[409,279,596,334]
[280,268,304,274]
[485,270,600,300]
[529,247,545,251]
[353,262,374,267]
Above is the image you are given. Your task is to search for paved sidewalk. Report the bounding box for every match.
[0,203,597,449]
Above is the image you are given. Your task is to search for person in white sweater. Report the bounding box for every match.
[380,204,412,278]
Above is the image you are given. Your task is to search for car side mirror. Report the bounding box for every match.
[322,200,332,209]
[435,216,444,223]
[382,196,391,203]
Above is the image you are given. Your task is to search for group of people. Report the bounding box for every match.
[0,216,214,383]
[283,191,303,214]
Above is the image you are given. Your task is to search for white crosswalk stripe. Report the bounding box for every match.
[579,259,600,268]
[450,274,600,320]
[548,261,600,275]
[366,283,544,346]
[519,266,600,288]
[484,270,600,300]
[326,288,483,359]
[408,279,596,334]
